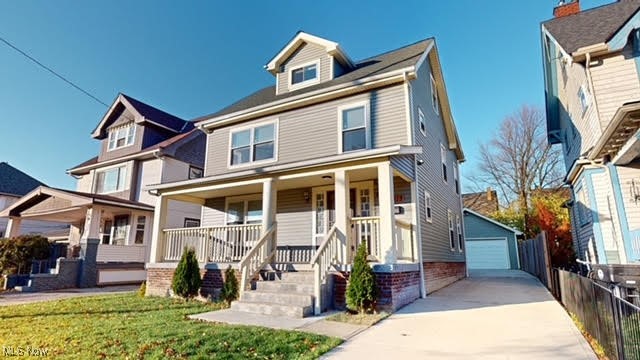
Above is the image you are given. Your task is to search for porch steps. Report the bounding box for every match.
[230,270,315,318]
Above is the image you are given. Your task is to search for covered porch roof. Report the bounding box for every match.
[0,186,154,222]
[590,101,640,164]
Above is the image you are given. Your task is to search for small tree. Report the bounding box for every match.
[220,266,239,305]
[172,247,201,299]
[346,243,378,314]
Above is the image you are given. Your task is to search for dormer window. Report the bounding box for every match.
[289,61,319,88]
[108,123,135,151]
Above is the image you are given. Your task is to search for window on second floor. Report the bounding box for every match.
[441,144,448,183]
[418,107,426,135]
[424,191,432,223]
[578,85,591,114]
[95,166,127,194]
[453,163,460,194]
[108,123,135,151]
[188,165,203,179]
[340,103,369,152]
[430,74,440,115]
[290,61,318,87]
[448,210,455,250]
[456,215,463,252]
[230,122,276,166]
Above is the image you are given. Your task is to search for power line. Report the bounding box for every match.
[0,35,110,108]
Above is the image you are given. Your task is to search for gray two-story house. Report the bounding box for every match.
[1,94,205,285]
[542,0,640,288]
[146,32,466,316]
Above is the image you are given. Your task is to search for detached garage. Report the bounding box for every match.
[463,209,521,270]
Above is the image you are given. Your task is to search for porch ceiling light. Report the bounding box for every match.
[322,175,332,180]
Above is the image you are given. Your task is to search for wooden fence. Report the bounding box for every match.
[518,231,551,288]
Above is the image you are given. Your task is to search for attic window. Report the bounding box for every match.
[108,123,135,151]
[290,61,319,88]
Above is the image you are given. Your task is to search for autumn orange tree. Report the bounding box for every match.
[529,193,575,268]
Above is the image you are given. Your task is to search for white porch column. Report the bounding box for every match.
[6,217,21,238]
[149,195,169,263]
[334,169,350,262]
[81,206,102,242]
[378,162,397,264]
[261,178,277,233]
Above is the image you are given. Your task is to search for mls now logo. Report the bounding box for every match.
[3,345,50,357]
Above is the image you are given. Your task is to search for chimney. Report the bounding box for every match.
[486,187,493,201]
[554,0,580,18]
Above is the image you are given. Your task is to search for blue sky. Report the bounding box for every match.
[0,0,612,191]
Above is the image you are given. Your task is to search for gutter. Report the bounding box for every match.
[67,149,163,175]
[196,67,416,129]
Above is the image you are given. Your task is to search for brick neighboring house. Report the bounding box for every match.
[462,188,499,217]
[145,32,466,316]
[0,94,205,286]
[0,162,68,238]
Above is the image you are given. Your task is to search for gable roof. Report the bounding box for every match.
[91,93,191,139]
[195,38,433,120]
[463,208,523,235]
[543,0,640,55]
[462,190,499,217]
[0,162,46,197]
[265,31,354,75]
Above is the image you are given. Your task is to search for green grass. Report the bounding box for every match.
[0,294,342,359]
[326,311,389,326]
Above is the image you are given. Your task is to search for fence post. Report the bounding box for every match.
[611,292,626,360]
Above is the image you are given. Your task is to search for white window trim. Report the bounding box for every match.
[456,214,463,253]
[418,106,426,136]
[224,194,263,225]
[94,163,128,195]
[578,85,591,114]
[107,123,136,152]
[448,210,455,251]
[288,59,321,91]
[453,162,459,194]
[441,143,448,183]
[337,100,371,154]
[430,73,439,115]
[424,191,432,223]
[227,119,279,169]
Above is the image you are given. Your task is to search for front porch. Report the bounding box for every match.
[148,159,422,314]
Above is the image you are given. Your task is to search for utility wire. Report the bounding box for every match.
[0,35,110,108]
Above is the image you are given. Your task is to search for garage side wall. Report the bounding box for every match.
[463,212,519,270]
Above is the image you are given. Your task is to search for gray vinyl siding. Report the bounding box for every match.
[463,212,519,270]
[410,56,465,263]
[205,84,408,177]
[572,175,596,263]
[173,133,206,168]
[201,198,225,226]
[333,58,346,78]
[98,109,145,162]
[277,42,331,95]
[276,188,312,246]
[390,155,415,180]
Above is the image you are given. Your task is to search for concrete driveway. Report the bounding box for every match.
[0,285,138,306]
[324,270,596,360]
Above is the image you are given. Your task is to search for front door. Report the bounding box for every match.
[312,181,374,246]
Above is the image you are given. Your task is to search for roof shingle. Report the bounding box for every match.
[0,162,45,197]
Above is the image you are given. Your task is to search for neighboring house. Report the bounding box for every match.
[541,0,640,283]
[462,188,499,217]
[0,94,205,285]
[145,32,466,317]
[463,208,521,270]
[0,162,68,238]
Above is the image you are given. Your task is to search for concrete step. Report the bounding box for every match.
[242,290,313,307]
[278,271,315,283]
[255,280,314,294]
[230,300,313,318]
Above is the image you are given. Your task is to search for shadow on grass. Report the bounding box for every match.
[0,302,209,320]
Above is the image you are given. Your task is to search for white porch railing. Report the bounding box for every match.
[238,224,277,298]
[96,244,146,263]
[311,225,341,315]
[350,216,381,260]
[395,219,415,262]
[162,224,262,263]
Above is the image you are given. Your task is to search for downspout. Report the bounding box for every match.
[584,52,603,135]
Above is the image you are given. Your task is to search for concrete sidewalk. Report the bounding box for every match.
[0,285,138,306]
[323,270,596,359]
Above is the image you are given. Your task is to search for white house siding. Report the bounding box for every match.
[75,173,94,193]
[136,158,162,205]
[591,170,626,263]
[616,164,640,231]
[410,56,464,262]
[276,42,332,95]
[161,158,202,229]
[205,84,408,177]
[572,176,597,263]
[590,44,640,130]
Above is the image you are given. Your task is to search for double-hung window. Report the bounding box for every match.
[441,144,448,183]
[578,85,591,114]
[290,62,318,87]
[448,210,455,250]
[340,103,368,152]
[430,74,439,115]
[95,166,127,194]
[135,216,145,244]
[424,191,432,223]
[418,107,426,135]
[108,123,135,151]
[230,122,276,166]
[456,215,463,252]
[453,163,459,194]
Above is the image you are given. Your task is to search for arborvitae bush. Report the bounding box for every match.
[220,266,239,305]
[137,281,146,297]
[346,243,378,314]
[171,247,201,299]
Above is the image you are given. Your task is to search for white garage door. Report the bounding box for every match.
[465,238,510,269]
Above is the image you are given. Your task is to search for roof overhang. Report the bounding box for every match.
[589,101,640,162]
[146,145,422,194]
[463,208,523,235]
[67,149,162,175]
[265,32,354,75]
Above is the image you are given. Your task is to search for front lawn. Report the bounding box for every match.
[0,294,341,359]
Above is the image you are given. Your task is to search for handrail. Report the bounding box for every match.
[238,224,277,298]
[351,216,381,221]
[163,224,262,262]
[310,225,340,315]
[162,224,260,232]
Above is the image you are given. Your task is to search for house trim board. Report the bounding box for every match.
[581,168,608,263]
[608,164,637,262]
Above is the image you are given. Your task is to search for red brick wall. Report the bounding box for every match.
[423,262,466,294]
[553,1,580,18]
[333,270,421,312]
[146,267,241,298]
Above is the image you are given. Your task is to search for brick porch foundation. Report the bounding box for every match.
[423,261,466,294]
[145,264,241,298]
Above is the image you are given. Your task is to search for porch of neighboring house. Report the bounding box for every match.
[0,187,154,287]
[147,158,423,316]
